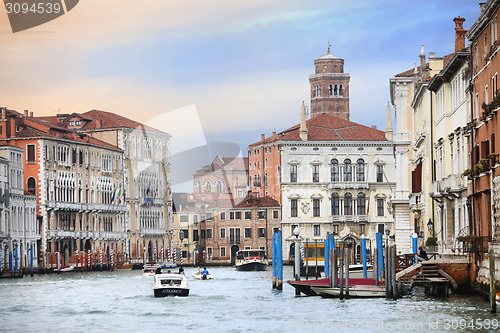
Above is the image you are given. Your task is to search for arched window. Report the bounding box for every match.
[339,84,343,96]
[344,192,353,215]
[197,182,201,193]
[329,84,333,96]
[331,193,339,215]
[318,85,322,97]
[356,159,365,182]
[357,192,366,215]
[216,181,223,193]
[205,180,211,192]
[343,159,352,181]
[334,84,338,96]
[27,177,36,195]
[330,159,339,181]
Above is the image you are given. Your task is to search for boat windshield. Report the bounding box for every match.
[239,250,265,258]
[160,279,181,286]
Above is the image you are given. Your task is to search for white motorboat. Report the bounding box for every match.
[152,273,190,297]
[235,249,268,271]
[192,271,214,280]
[143,264,161,277]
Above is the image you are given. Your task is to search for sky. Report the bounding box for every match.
[0,0,481,190]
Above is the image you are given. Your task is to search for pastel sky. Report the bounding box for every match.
[0,0,481,166]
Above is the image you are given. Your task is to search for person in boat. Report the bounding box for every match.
[155,266,162,274]
[178,266,184,274]
[201,267,209,280]
[416,246,429,262]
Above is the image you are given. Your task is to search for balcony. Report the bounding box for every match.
[431,174,466,198]
[328,181,369,190]
[139,197,166,207]
[330,215,369,223]
[409,192,424,212]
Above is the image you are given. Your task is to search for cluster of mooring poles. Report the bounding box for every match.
[272,231,283,290]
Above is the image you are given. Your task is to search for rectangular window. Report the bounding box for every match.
[229,228,241,243]
[378,224,385,234]
[312,165,319,182]
[220,212,226,220]
[273,210,279,219]
[220,228,226,239]
[359,224,366,236]
[201,230,206,239]
[258,228,266,238]
[332,225,339,235]
[291,199,298,217]
[313,199,320,217]
[206,212,212,220]
[235,211,241,220]
[314,224,320,236]
[220,247,226,257]
[376,165,384,182]
[206,229,213,239]
[244,211,251,220]
[290,165,297,183]
[229,212,235,220]
[180,215,188,222]
[26,144,35,163]
[193,230,199,242]
[244,227,251,238]
[377,199,384,216]
[180,229,188,240]
[258,210,265,219]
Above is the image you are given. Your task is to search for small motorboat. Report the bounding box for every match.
[143,264,161,277]
[192,271,214,280]
[311,284,386,298]
[152,273,190,297]
[54,265,75,273]
[235,249,268,271]
[157,260,176,270]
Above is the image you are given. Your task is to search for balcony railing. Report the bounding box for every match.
[329,181,369,190]
[46,201,127,213]
[330,215,369,223]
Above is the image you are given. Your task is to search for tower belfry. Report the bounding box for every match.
[309,45,350,120]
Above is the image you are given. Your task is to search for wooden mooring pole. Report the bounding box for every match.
[339,247,344,300]
[345,247,350,299]
[489,249,497,314]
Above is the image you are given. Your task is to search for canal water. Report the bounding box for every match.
[0,266,498,332]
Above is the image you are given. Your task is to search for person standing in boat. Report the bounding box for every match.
[178,266,184,274]
[155,267,162,274]
[201,267,209,280]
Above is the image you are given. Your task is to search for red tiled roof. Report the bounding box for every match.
[394,53,455,77]
[5,109,120,150]
[233,196,280,208]
[80,110,167,134]
[250,113,387,146]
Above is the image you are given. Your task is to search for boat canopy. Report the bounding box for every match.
[237,249,265,259]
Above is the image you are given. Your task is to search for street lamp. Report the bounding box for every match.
[293,226,300,282]
[427,219,434,238]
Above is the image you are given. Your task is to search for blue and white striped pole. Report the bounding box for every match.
[9,250,13,271]
[362,235,367,279]
[14,245,18,271]
[277,231,283,290]
[30,244,33,274]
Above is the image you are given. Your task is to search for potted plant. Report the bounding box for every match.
[461,168,472,179]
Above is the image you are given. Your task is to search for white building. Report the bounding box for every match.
[0,146,37,272]
[280,108,396,263]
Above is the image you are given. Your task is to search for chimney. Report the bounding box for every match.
[1,107,5,119]
[299,101,308,141]
[261,134,265,142]
[10,117,16,138]
[30,111,33,118]
[419,44,427,79]
[429,52,435,60]
[454,16,467,52]
[96,118,102,128]
[24,110,28,117]
[385,103,393,141]
[371,125,377,129]
[272,131,276,141]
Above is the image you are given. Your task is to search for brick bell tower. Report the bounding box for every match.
[309,44,350,120]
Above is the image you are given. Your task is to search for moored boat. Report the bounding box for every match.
[311,284,386,298]
[152,273,190,297]
[287,277,384,296]
[235,249,268,271]
[54,265,75,273]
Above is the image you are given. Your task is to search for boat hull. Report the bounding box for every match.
[235,262,267,271]
[153,287,189,297]
[192,272,214,280]
[287,278,384,296]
